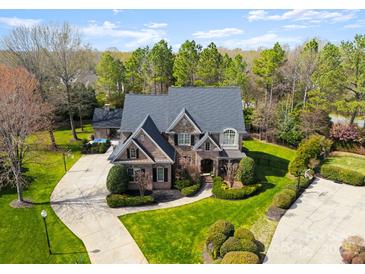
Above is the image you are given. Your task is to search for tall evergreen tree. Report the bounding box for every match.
[196,42,222,86]
[125,47,149,92]
[173,40,201,86]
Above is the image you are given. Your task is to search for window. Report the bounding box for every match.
[130,148,136,159]
[127,168,140,181]
[223,129,236,145]
[157,167,164,182]
[205,142,211,151]
[178,133,191,146]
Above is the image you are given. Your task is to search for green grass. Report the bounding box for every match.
[0,125,93,264]
[120,139,296,264]
[324,155,365,175]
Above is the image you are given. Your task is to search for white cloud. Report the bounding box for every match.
[344,19,365,29]
[112,9,122,15]
[144,22,168,29]
[247,9,357,23]
[81,21,167,48]
[193,27,243,39]
[221,33,300,49]
[283,24,309,30]
[0,16,41,27]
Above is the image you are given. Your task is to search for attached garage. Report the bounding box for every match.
[92,106,123,139]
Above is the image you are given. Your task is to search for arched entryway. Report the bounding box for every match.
[201,159,213,173]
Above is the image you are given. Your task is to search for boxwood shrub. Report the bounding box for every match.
[206,232,228,259]
[106,165,129,194]
[106,194,155,208]
[174,179,193,190]
[221,251,259,264]
[320,164,365,186]
[208,220,235,237]
[220,237,244,257]
[234,227,255,242]
[235,156,255,185]
[271,189,297,209]
[212,176,261,200]
[240,239,259,254]
[181,181,201,197]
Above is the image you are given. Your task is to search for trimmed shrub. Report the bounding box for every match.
[240,239,258,254]
[234,227,255,242]
[206,233,228,259]
[213,258,222,264]
[320,164,365,186]
[220,237,244,258]
[106,165,129,194]
[82,140,111,154]
[208,220,235,237]
[272,189,297,209]
[181,182,201,197]
[174,179,193,190]
[212,176,261,200]
[235,157,255,185]
[221,251,259,264]
[106,194,155,208]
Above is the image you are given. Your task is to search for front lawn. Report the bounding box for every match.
[120,139,296,263]
[324,152,365,175]
[0,126,93,263]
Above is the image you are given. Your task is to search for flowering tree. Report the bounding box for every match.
[0,65,52,204]
[225,162,239,188]
[330,123,362,144]
[134,170,152,198]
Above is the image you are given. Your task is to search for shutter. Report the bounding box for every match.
[174,134,178,145]
[127,168,133,181]
[164,168,168,182]
[141,168,145,173]
[127,148,130,158]
[152,168,157,182]
[191,135,195,146]
[136,148,139,159]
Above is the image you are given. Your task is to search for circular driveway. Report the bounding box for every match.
[266,178,365,263]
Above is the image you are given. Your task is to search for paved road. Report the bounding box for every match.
[266,178,365,263]
[51,151,212,264]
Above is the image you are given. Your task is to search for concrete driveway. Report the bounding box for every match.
[266,177,365,263]
[51,150,212,264]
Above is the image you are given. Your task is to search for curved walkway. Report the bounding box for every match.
[265,177,365,263]
[51,151,212,264]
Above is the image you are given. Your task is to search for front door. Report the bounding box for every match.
[201,159,213,173]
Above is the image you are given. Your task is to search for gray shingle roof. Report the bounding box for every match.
[108,115,175,163]
[92,108,123,129]
[120,87,246,133]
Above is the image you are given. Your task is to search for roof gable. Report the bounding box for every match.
[193,132,222,151]
[166,108,202,133]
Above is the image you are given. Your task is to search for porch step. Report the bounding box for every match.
[202,175,213,183]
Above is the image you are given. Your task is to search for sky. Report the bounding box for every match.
[0,9,364,51]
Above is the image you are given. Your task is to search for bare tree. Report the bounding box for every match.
[0,65,52,204]
[225,162,239,188]
[1,25,58,149]
[134,170,151,198]
[43,23,93,140]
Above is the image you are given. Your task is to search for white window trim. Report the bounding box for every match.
[222,128,238,148]
[130,148,136,159]
[128,167,141,181]
[205,142,211,151]
[178,133,191,146]
[157,167,164,182]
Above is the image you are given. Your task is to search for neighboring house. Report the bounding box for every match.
[108,87,247,190]
[92,106,123,138]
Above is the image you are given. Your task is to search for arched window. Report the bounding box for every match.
[223,129,236,145]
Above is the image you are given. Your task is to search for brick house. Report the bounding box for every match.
[108,87,247,190]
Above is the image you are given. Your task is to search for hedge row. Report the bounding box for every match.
[271,189,297,209]
[320,164,365,186]
[212,176,261,200]
[181,182,202,197]
[106,194,155,208]
[82,140,111,154]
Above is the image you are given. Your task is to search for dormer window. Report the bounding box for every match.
[205,142,211,151]
[178,133,191,146]
[223,129,237,145]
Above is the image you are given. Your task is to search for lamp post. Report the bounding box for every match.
[41,209,52,255]
[62,149,72,172]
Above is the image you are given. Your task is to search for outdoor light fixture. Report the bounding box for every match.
[41,209,52,255]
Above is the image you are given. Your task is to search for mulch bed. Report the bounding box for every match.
[9,198,33,208]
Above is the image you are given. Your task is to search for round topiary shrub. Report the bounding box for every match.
[208,220,235,237]
[235,156,255,185]
[234,227,255,242]
[240,239,259,254]
[271,189,297,209]
[106,165,129,194]
[206,232,228,259]
[220,237,244,258]
[221,251,259,264]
